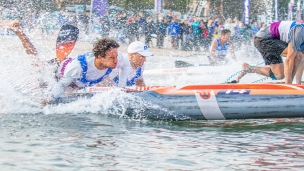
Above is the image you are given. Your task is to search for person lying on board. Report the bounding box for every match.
[209,29,236,66]
[112,41,153,87]
[0,20,126,104]
[236,20,304,84]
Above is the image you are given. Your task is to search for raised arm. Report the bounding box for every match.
[0,20,38,56]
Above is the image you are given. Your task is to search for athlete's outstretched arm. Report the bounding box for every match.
[0,20,38,56]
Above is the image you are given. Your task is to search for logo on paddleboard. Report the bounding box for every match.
[218,90,250,95]
[199,91,211,100]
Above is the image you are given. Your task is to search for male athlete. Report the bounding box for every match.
[209,29,236,65]
[236,20,304,84]
[1,20,153,104]
[114,41,153,87]
[0,20,124,104]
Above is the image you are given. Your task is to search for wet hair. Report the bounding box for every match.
[221,29,231,35]
[93,38,120,58]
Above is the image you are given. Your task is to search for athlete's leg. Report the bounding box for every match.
[0,20,37,56]
[236,36,286,83]
[237,64,283,82]
[269,63,284,79]
[280,47,288,57]
[236,63,283,82]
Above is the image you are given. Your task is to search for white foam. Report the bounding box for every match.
[0,35,285,116]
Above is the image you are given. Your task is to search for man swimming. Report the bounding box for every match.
[209,29,236,65]
[236,20,304,84]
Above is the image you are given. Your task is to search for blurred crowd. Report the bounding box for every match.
[0,7,266,52]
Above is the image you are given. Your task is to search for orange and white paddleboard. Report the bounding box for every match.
[64,83,304,121]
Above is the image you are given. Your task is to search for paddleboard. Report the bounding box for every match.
[54,83,304,121]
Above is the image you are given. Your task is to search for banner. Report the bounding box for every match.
[244,0,250,24]
[275,0,278,21]
[154,0,162,12]
[92,0,108,17]
[288,0,295,20]
[297,0,301,19]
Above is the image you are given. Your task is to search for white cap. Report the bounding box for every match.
[127,41,153,57]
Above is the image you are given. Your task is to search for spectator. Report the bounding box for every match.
[57,10,68,27]
[145,16,155,47]
[240,23,252,48]
[233,17,242,50]
[68,11,78,27]
[101,14,110,37]
[200,21,210,52]
[23,9,35,31]
[126,14,139,44]
[168,17,181,50]
[156,17,167,48]
[251,21,260,36]
[180,20,191,51]
[224,18,235,37]
[165,10,173,23]
[38,9,49,36]
[192,17,201,51]
[138,12,146,37]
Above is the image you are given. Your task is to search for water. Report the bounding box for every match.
[2,113,304,170]
[0,33,303,170]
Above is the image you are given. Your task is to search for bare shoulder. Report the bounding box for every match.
[210,39,218,47]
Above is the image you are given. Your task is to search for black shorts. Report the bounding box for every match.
[254,36,287,65]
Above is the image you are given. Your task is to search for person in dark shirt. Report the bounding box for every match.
[126,14,139,43]
[145,16,155,47]
[156,17,167,48]
[82,10,90,35]
[101,15,110,37]
[138,12,146,37]
[165,10,173,23]
[180,20,191,51]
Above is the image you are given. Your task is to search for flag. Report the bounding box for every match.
[296,0,301,20]
[244,0,250,24]
[288,0,295,20]
[275,0,278,21]
[155,0,162,12]
[92,0,108,17]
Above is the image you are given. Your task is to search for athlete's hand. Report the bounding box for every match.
[135,78,145,86]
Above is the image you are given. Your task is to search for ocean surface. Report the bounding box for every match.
[0,32,304,170]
